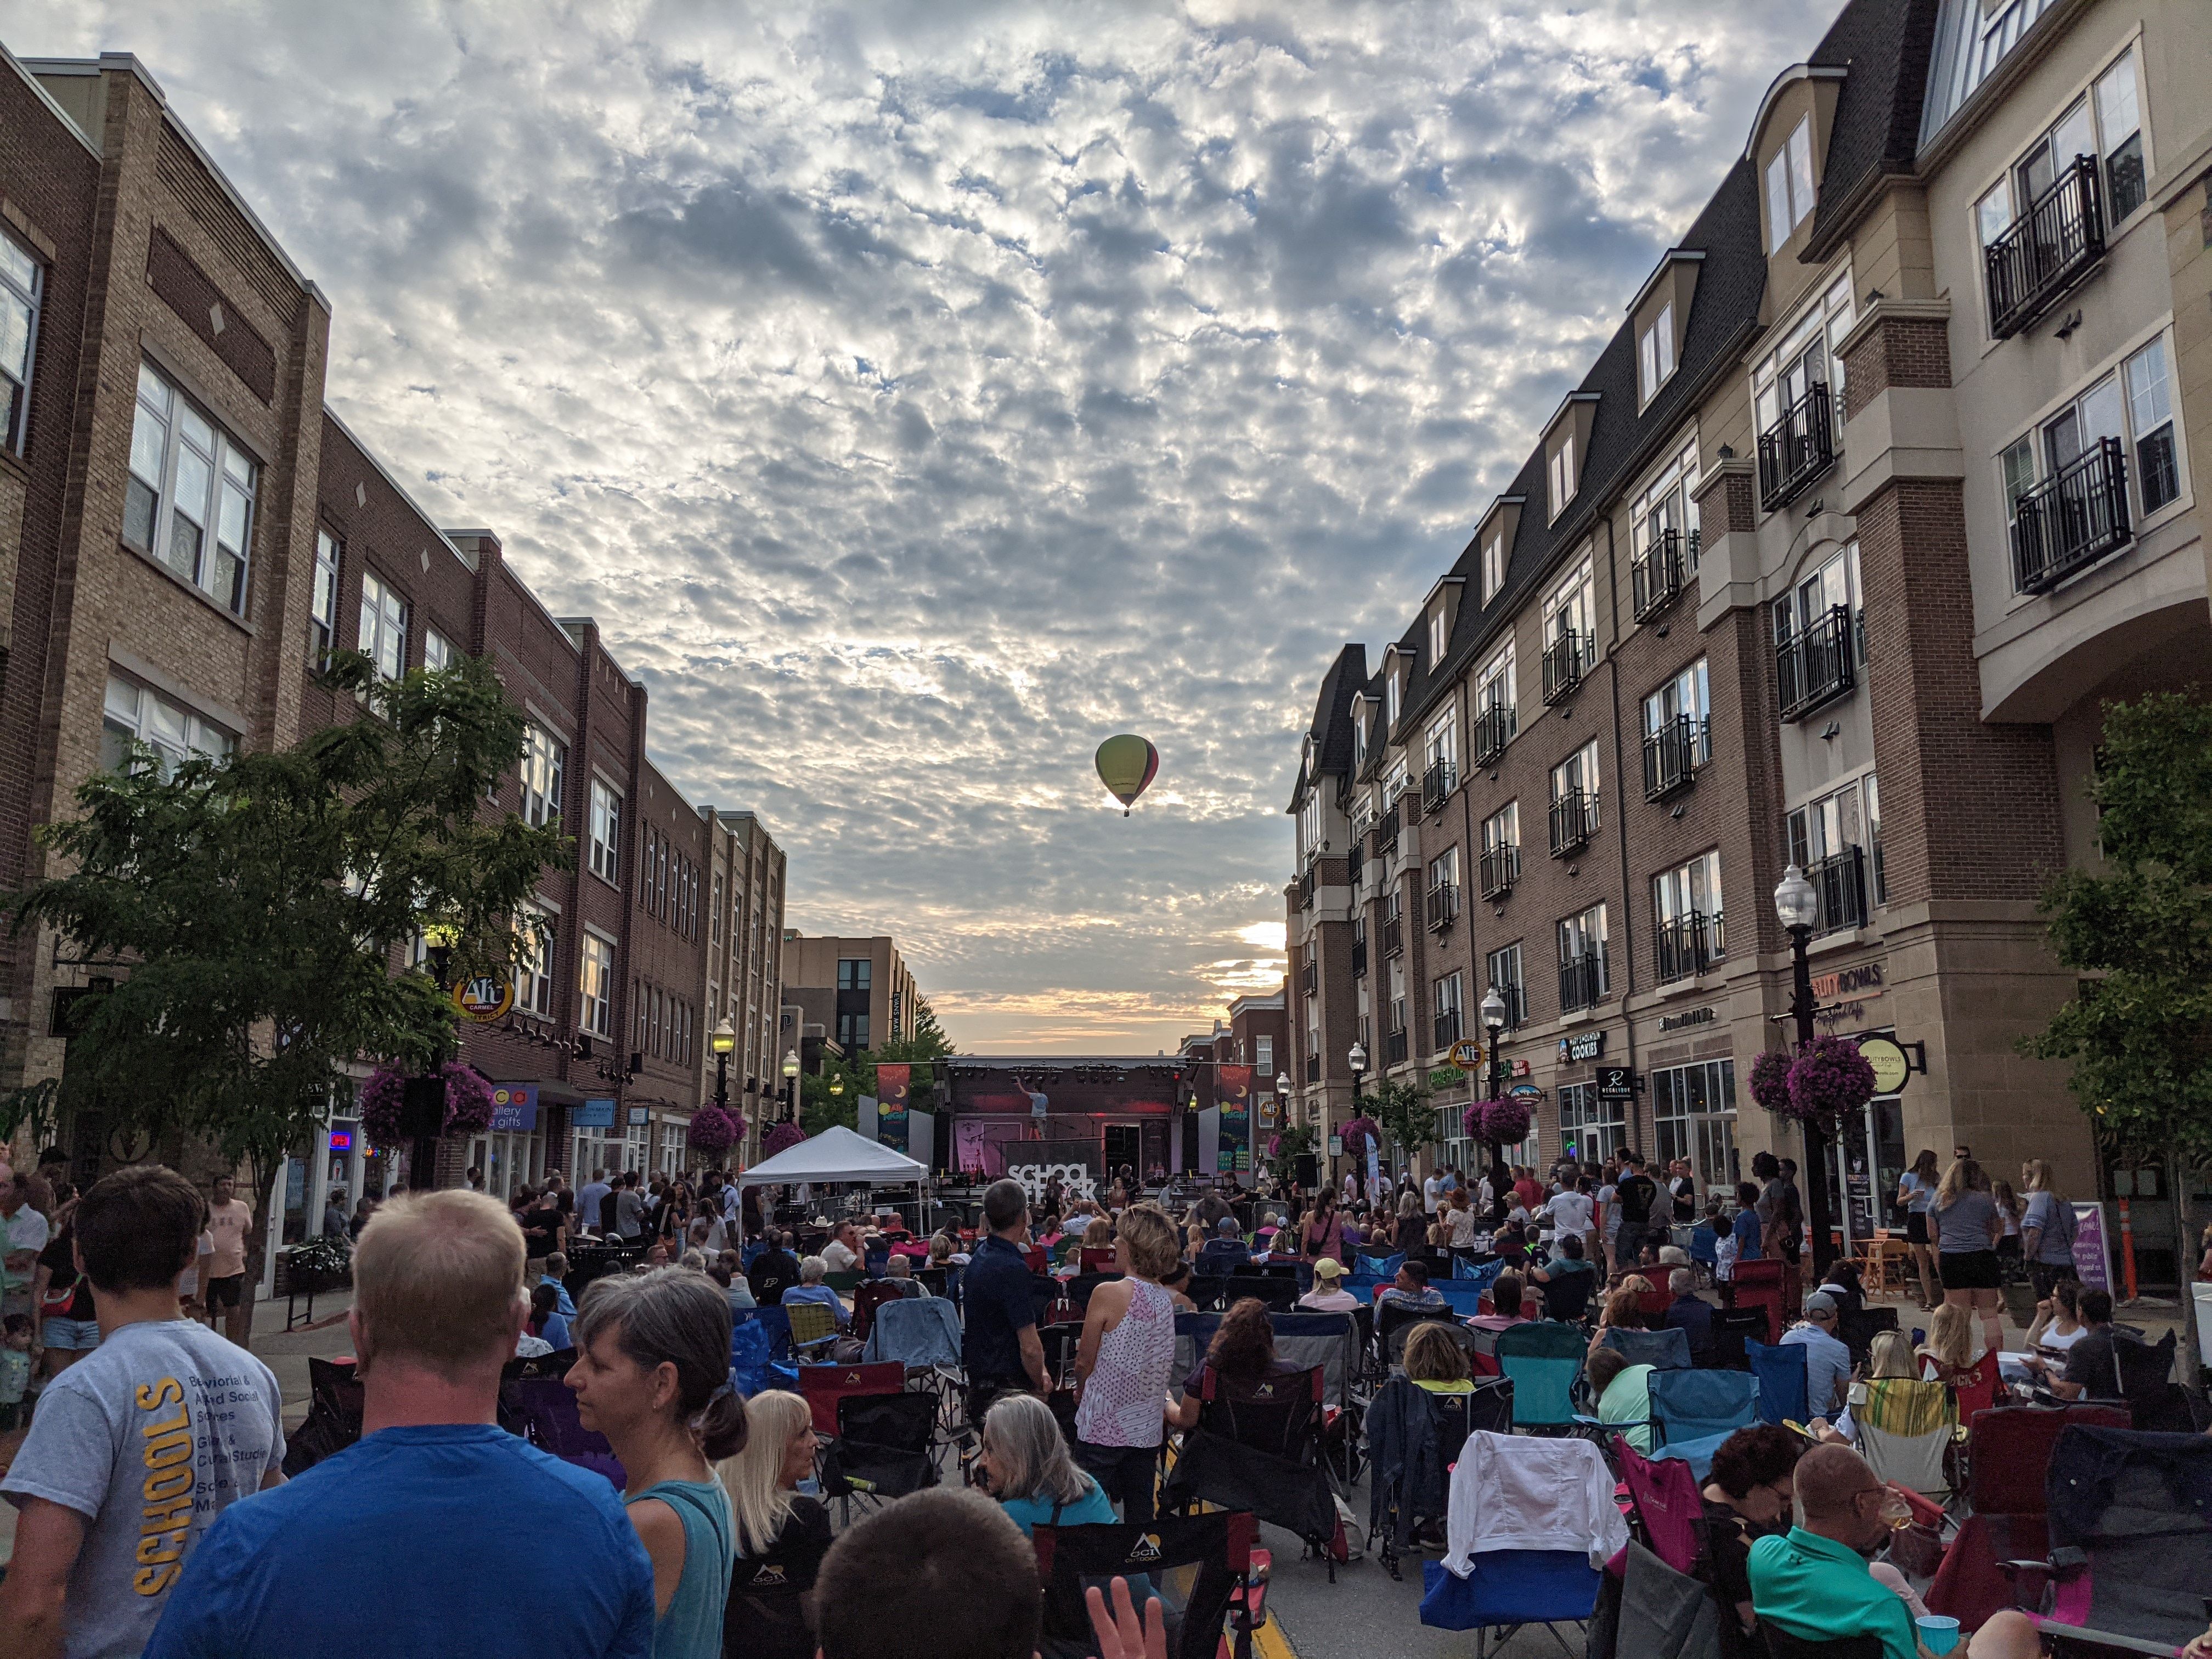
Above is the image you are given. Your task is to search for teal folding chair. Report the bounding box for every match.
[1495,1321,1589,1435]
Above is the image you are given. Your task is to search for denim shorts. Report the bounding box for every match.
[42,1316,102,1351]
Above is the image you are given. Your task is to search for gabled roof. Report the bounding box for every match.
[1285,642,1368,811]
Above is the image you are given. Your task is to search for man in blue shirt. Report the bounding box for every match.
[540,1251,577,1317]
[143,1190,654,1659]
[1196,1216,1249,1275]
[962,1180,1048,1424]
[1780,1291,1853,1419]
[1661,1267,1716,1364]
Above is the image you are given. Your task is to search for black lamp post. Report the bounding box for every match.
[781,1047,800,1125]
[1481,984,1510,1205]
[1345,1041,1367,1187]
[710,1017,736,1113]
[1774,862,1838,1278]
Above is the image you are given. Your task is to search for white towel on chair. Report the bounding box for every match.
[1442,1431,1628,1574]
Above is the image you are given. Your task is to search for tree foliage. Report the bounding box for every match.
[2025,691,2212,1163]
[1,652,571,1201]
[801,997,958,1136]
[1368,1075,1436,1159]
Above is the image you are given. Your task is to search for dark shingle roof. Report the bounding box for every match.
[1285,642,1368,811]
[1809,0,1940,249]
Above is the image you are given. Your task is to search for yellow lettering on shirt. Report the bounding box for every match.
[134,1565,182,1598]
[135,1382,196,1595]
[142,1406,190,1440]
[143,1433,193,1469]
[142,1465,193,1503]
[134,1377,184,1412]
[135,1530,187,1566]
[142,1498,195,1530]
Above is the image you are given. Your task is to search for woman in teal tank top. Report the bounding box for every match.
[569,1267,746,1657]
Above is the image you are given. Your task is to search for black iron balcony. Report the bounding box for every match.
[1558,950,1606,1013]
[1757,381,1835,513]
[1426,882,1458,934]
[1351,936,1368,978]
[1422,760,1457,816]
[1347,843,1363,891]
[1986,154,2105,342]
[1542,630,1589,704]
[2012,437,2130,595]
[1655,911,1725,983]
[1478,842,1520,900]
[1632,528,1688,622]
[1548,788,1598,857]
[1641,714,1705,800]
[1776,604,1857,723]
[1297,867,1316,910]
[1385,1027,1409,1066]
[1491,983,1526,1031]
[1433,1009,1462,1053]
[1300,958,1317,996]
[1381,913,1404,958]
[1471,702,1512,769]
[1373,806,1400,860]
[1305,1053,1321,1084]
[1810,846,1870,936]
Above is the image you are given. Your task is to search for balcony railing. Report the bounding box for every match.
[1471,702,1512,768]
[1296,867,1316,910]
[1347,840,1363,889]
[1986,154,2105,341]
[1558,950,1606,1013]
[1300,958,1317,996]
[1433,1009,1463,1053]
[1373,806,1400,861]
[2012,437,2130,595]
[1548,788,1598,857]
[1776,604,1857,723]
[1304,1054,1321,1084]
[1381,913,1404,958]
[1810,846,1870,936]
[1641,714,1705,801]
[1541,630,1589,704]
[1426,882,1458,934]
[1478,842,1520,900]
[1655,911,1724,983]
[1351,936,1368,978]
[1492,983,1527,1031]
[1422,760,1457,816]
[1385,1027,1409,1066]
[1757,381,1835,512]
[1632,528,1688,622]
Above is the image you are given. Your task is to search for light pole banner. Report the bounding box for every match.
[1217,1065,1252,1178]
[877,1064,911,1153]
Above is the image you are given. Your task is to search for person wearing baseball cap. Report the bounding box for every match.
[1297,1258,1358,1312]
[1782,1291,1853,1419]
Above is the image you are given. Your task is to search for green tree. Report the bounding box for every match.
[800,997,958,1134]
[1369,1075,1436,1166]
[2025,690,2211,1347]
[2,651,569,1256]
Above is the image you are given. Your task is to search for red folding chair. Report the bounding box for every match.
[1079,1248,1116,1273]
[1634,1289,1674,1324]
[1614,1437,1703,1575]
[1730,1259,1786,1344]
[849,1280,905,1344]
[1937,1357,2004,1429]
[799,1361,905,1436]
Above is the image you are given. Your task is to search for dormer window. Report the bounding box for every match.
[1482,530,1505,601]
[1638,303,1676,403]
[1386,672,1401,726]
[1548,433,1577,518]
[1765,116,1815,253]
[1428,606,1447,664]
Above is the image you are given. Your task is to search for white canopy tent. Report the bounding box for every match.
[737,1125,928,1206]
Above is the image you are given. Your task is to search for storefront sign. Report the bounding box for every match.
[1509,1082,1544,1102]
[1446,1038,1482,1070]
[1595,1066,1635,1101]
[326,1129,353,1151]
[1558,1030,1606,1063]
[1854,1036,1911,1094]
[451,977,515,1023]
[628,1106,650,1126]
[1658,1006,1716,1033]
[489,1084,538,1131]
[1328,1134,1344,1157]
[2072,1201,2113,1293]
[1511,1059,1533,1078]
[574,1098,616,1128]
[1811,962,1884,1001]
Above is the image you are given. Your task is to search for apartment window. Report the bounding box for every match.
[589,780,623,884]
[125,362,258,617]
[1432,970,1464,1052]
[1548,431,1577,517]
[1481,528,1506,601]
[517,902,555,1019]
[296,535,337,670]
[1752,277,1853,449]
[1631,437,1702,583]
[1351,709,1367,772]
[1976,48,2146,259]
[1559,1082,1628,1165]
[1299,791,1322,860]
[520,724,566,829]
[1557,903,1609,1007]
[837,1012,871,1050]
[1550,740,1601,812]
[0,230,38,453]
[358,570,408,681]
[1652,1059,1740,1192]
[659,1122,686,1176]
[1386,672,1401,727]
[1486,941,1524,1028]
[1427,845,1460,902]
[2004,334,2180,552]
[1255,1035,1274,1076]
[1789,778,1865,869]
[1864,774,1886,907]
[1638,302,1676,404]
[1923,0,2065,141]
[1787,771,1882,932]
[1764,115,1816,252]
[1476,644,1516,739]
[100,674,235,780]
[1773,543,1863,662]
[1480,802,1521,900]
[1428,605,1447,664]
[422,628,455,672]
[838,958,872,992]
[1653,850,1726,979]
[1641,657,1713,786]
[1483,802,1519,852]
[712,875,725,944]
[1543,560,1595,664]
[578,932,615,1038]
[1424,707,1457,774]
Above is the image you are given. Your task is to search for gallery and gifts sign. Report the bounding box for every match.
[489,1084,538,1131]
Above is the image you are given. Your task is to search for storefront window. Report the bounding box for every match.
[1558,1082,1628,1166]
[1651,1059,1739,1194]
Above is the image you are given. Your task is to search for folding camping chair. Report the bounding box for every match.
[819,1390,940,1524]
[1933,1355,2004,1431]
[283,1356,366,1475]
[1709,1307,1769,1372]
[1688,1225,1719,1284]
[1634,1289,1675,1324]
[798,1361,905,1437]
[1613,1440,1705,1576]
[1387,1317,1479,1370]
[2004,1425,2212,1656]
[1745,1340,1808,1427]
[1648,1368,1758,1450]
[1496,1319,1589,1434]
[1730,1259,1787,1344]
[1079,1247,1117,1274]
[848,1279,906,1344]
[1836,1304,1899,1369]
[1220,1273,1299,1312]
[1611,1539,1727,1659]
[1032,1510,1266,1659]
[1375,1300,1457,1368]
[1601,1325,1692,1372]
[1159,1363,1340,1576]
[499,1374,625,1488]
[1854,1377,1954,1503]
[1537,1268,1598,1324]
[784,1299,844,1360]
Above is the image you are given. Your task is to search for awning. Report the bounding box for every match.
[735,1124,928,1188]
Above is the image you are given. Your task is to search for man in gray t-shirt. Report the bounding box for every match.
[613,1174,647,1240]
[0,1166,284,1659]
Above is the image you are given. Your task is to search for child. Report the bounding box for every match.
[1712,1211,1739,1284]
[0,1312,31,1430]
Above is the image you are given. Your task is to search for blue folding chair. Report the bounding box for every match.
[1496,1321,1588,1434]
[1650,1430,1737,1483]
[752,1305,795,1364]
[1434,1283,1487,1319]
[1648,1368,1758,1447]
[1689,1224,1719,1278]
[1747,1339,1808,1426]
[1600,1325,1692,1372]
[1359,1251,1404,1279]
[1420,1550,1603,1656]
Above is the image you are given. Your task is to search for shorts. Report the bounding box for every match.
[205,1272,247,1310]
[1939,1249,2002,1290]
[42,1316,101,1351]
[1904,1212,1931,1246]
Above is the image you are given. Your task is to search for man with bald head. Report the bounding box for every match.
[1751,1444,2040,1659]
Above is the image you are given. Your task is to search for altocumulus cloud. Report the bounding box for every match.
[15,0,1843,1049]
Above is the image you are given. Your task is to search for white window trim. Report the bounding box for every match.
[1638,302,1676,405]
[0,227,41,455]
[589,775,625,888]
[124,359,259,618]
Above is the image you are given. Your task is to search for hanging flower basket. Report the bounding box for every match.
[443,1064,495,1136]
[1340,1115,1381,1154]
[1464,1096,1531,1146]
[1784,1035,1877,1129]
[1748,1049,1795,1117]
[687,1105,742,1153]
[761,1119,806,1159]
[358,1060,496,1145]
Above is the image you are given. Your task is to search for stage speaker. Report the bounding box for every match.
[1294,1153,1318,1188]
[397,1075,448,1138]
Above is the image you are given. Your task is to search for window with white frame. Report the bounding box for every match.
[125,361,258,616]
[590,779,623,885]
[1773,541,1863,660]
[1548,431,1577,517]
[1764,115,1816,253]
[1864,773,1886,907]
[1351,706,1367,772]
[659,1122,687,1176]
[1652,850,1725,966]
[1631,437,1702,577]
[1255,1035,1274,1076]
[712,874,725,945]
[1651,1058,1740,1192]
[1787,772,1885,909]
[1299,790,1322,862]
[359,570,407,680]
[1752,276,1853,446]
[0,230,38,454]
[100,674,235,780]
[1999,335,2182,567]
[1386,670,1401,727]
[1482,528,1506,601]
[1432,970,1464,1050]
[578,931,615,1037]
[311,529,341,661]
[1551,739,1600,810]
[1476,643,1516,738]
[1427,845,1459,896]
[1923,0,2065,143]
[1639,302,1676,404]
[1428,604,1447,664]
[1976,48,2145,262]
[1641,658,1712,761]
[1543,559,1595,665]
[520,724,565,830]
[1559,1081,1628,1164]
[517,902,555,1019]
[1557,903,1610,999]
[1425,707,1457,774]
[1385,758,1410,807]
[1486,940,1523,1026]
[1482,800,1519,858]
[422,627,455,672]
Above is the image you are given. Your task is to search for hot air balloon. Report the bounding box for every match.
[1094,734,1159,816]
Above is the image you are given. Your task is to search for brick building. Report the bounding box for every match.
[698,808,789,1164]
[1286,0,2210,1283]
[780,933,923,1058]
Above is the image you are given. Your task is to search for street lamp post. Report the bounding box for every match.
[710,1018,736,1111]
[1346,1041,1367,1189]
[1481,984,1510,1205]
[1273,1071,1291,1171]
[1774,863,1837,1278]
[781,1048,800,1127]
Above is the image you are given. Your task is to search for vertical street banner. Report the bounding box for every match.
[1217,1065,1252,1178]
[877,1064,911,1154]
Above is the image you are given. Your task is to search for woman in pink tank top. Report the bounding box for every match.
[1072,1202,1183,1522]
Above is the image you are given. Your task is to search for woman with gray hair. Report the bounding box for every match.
[974,1392,1118,1537]
[567,1268,744,1658]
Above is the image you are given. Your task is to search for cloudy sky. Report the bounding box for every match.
[18,0,1844,1052]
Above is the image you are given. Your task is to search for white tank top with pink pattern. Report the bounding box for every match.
[1074,1277,1176,1448]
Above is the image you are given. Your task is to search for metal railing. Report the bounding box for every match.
[1426,882,1458,934]
[1433,1009,1462,1052]
[1558,950,1606,1013]
[1296,867,1316,910]
[1385,1027,1408,1065]
[1810,846,1870,936]
[1757,381,1835,512]
[1492,983,1527,1031]
[2011,437,2130,595]
[1655,911,1724,983]
[1300,958,1317,996]
[1641,714,1704,800]
[1986,154,2105,341]
[1422,759,1457,815]
[1382,913,1404,958]
[1632,528,1688,622]
[1548,788,1598,857]
[1478,842,1520,900]
[1542,630,1589,704]
[1373,806,1400,860]
[1471,702,1512,768]
[1776,604,1857,723]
